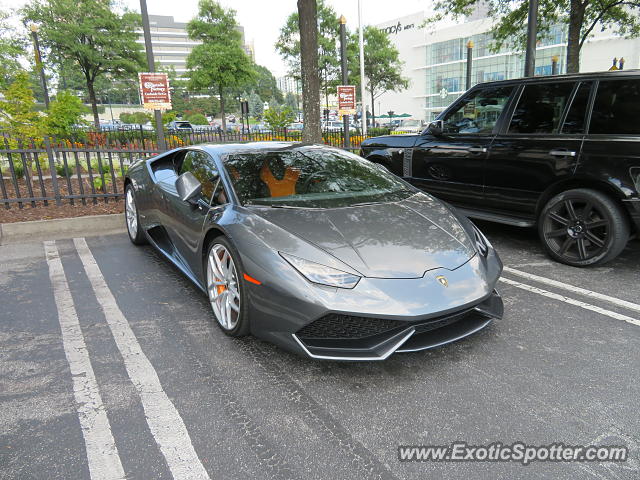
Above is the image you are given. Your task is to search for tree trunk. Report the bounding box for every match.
[566,0,585,73]
[370,90,375,128]
[298,0,322,143]
[86,77,100,128]
[219,86,226,132]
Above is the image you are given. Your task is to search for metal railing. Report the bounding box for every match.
[0,127,392,209]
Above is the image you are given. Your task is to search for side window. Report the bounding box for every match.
[590,79,640,135]
[561,82,592,134]
[441,86,514,135]
[508,82,575,134]
[211,179,229,206]
[180,151,218,200]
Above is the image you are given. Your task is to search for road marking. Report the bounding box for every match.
[500,277,640,327]
[44,241,126,480]
[74,238,211,480]
[504,266,640,314]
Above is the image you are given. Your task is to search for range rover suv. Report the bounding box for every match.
[360,70,640,267]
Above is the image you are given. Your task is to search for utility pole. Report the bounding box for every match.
[523,0,538,77]
[339,15,350,149]
[358,0,367,136]
[28,23,50,108]
[139,0,166,150]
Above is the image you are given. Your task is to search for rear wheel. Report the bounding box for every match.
[125,185,147,245]
[538,188,629,267]
[205,237,249,336]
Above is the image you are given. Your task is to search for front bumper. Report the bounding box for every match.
[291,290,503,360]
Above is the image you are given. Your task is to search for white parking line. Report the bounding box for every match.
[74,238,211,480]
[44,241,126,480]
[504,266,640,314]
[500,277,640,327]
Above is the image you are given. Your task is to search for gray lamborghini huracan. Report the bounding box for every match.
[124,142,504,360]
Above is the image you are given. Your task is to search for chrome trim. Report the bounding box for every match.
[292,328,415,361]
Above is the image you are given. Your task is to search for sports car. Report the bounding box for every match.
[123,142,504,360]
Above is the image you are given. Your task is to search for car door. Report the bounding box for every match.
[164,149,219,272]
[410,85,515,208]
[484,80,591,218]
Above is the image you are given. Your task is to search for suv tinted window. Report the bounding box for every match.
[561,82,592,134]
[441,86,514,134]
[509,82,575,134]
[590,79,640,135]
[180,150,218,199]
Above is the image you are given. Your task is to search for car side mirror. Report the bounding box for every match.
[175,171,202,203]
[427,120,444,136]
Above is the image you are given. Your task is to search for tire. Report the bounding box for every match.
[538,188,629,267]
[205,237,250,337]
[125,185,147,245]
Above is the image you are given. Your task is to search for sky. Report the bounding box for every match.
[3,0,431,77]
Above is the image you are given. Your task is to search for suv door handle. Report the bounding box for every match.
[467,146,487,154]
[549,150,577,157]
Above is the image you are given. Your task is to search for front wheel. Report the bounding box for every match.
[205,237,250,336]
[538,188,629,267]
[125,185,147,245]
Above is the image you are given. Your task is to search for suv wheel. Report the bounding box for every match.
[538,189,629,267]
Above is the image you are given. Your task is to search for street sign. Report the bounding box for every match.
[337,85,356,115]
[138,72,171,110]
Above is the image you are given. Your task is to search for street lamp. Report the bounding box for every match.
[27,22,50,108]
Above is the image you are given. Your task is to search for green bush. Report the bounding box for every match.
[55,163,73,178]
[186,113,208,125]
[10,160,25,180]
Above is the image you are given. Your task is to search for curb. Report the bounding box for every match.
[0,213,126,245]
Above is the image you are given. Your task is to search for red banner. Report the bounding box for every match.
[138,73,171,110]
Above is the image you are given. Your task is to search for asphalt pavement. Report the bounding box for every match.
[1,222,639,480]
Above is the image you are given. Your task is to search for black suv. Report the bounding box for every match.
[360,70,640,267]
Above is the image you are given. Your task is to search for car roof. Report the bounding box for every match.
[197,141,340,156]
[472,68,640,89]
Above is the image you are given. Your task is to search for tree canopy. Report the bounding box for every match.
[347,26,409,122]
[187,0,255,130]
[425,0,640,73]
[23,0,144,126]
[0,9,27,90]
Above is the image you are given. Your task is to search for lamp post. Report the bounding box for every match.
[551,55,559,75]
[339,15,350,149]
[28,23,50,108]
[139,0,166,150]
[466,40,474,90]
[357,0,367,136]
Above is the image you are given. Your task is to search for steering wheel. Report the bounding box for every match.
[301,170,334,193]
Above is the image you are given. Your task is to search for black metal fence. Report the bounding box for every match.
[0,127,393,210]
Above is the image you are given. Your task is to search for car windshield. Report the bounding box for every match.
[224,147,414,208]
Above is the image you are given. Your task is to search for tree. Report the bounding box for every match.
[284,91,299,113]
[42,90,88,137]
[119,111,152,124]
[186,113,208,125]
[425,0,640,74]
[296,0,322,143]
[347,26,409,125]
[0,9,27,90]
[0,71,43,141]
[23,0,144,127]
[263,106,296,131]
[248,91,263,120]
[276,0,340,110]
[186,0,255,131]
[240,65,283,104]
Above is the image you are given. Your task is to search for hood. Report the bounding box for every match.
[250,194,476,278]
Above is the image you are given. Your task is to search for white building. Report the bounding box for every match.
[374,12,640,122]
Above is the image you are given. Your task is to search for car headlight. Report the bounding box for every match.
[471,223,491,256]
[280,252,360,289]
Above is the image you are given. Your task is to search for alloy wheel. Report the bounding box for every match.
[125,188,138,238]
[206,244,241,330]
[542,198,610,262]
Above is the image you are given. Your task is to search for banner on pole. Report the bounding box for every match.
[139,73,171,110]
[337,85,356,115]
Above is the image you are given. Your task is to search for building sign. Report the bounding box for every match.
[380,22,415,35]
[139,73,171,110]
[337,85,356,115]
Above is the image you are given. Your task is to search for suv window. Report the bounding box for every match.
[180,150,218,199]
[561,82,592,134]
[441,86,513,134]
[508,82,575,134]
[590,79,640,135]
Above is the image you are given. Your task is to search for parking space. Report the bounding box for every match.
[1,225,639,480]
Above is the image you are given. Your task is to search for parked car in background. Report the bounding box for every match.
[167,121,194,133]
[361,70,640,267]
[393,119,425,134]
[323,120,356,132]
[288,122,304,131]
